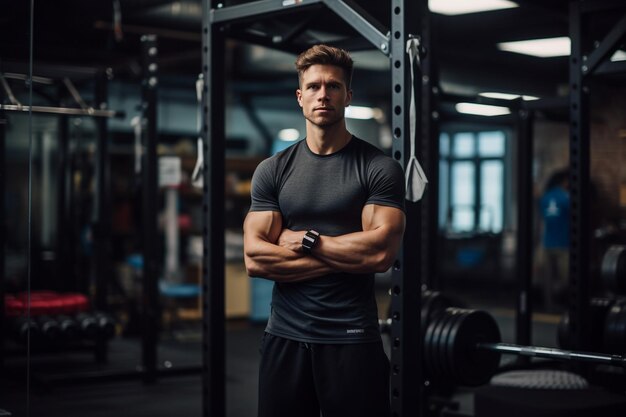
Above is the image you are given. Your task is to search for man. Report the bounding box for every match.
[243,44,406,417]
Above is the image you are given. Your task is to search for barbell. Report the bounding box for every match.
[382,306,626,387]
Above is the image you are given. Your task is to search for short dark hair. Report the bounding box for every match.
[295,44,354,88]
[544,169,569,192]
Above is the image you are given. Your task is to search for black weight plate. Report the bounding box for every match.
[450,310,501,387]
[441,308,465,385]
[446,310,474,385]
[431,308,456,384]
[423,309,442,381]
[602,246,626,294]
[421,291,435,335]
[434,308,456,383]
[445,308,471,385]
[590,297,614,352]
[604,299,626,354]
[617,300,626,354]
[618,248,626,294]
[424,291,460,331]
[603,302,618,353]
[559,298,614,352]
[427,308,449,384]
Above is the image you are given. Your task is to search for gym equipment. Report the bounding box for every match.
[489,369,589,390]
[381,290,462,335]
[94,311,117,339]
[56,314,81,341]
[73,311,116,339]
[10,317,41,345]
[557,297,615,351]
[603,298,626,354]
[602,245,626,294]
[6,291,90,316]
[36,315,62,341]
[423,307,626,387]
[75,312,100,339]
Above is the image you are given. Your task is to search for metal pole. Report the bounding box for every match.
[141,34,160,384]
[56,113,71,291]
[93,72,112,310]
[0,104,123,118]
[418,0,439,292]
[390,1,424,416]
[0,96,5,369]
[93,70,112,362]
[515,107,534,350]
[568,1,591,352]
[202,2,226,416]
[477,342,626,367]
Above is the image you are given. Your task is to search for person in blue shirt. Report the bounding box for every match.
[540,169,569,310]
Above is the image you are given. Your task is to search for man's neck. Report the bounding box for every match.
[305,122,352,155]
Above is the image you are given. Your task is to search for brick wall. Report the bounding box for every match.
[533,80,626,230]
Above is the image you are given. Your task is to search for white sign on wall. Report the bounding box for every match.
[159,156,182,187]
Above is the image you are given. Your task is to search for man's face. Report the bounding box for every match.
[296,64,352,128]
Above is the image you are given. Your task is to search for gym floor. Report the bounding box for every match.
[1,287,564,417]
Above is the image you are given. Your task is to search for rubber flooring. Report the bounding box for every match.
[0,307,571,417]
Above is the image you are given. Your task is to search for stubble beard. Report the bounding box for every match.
[304,111,344,128]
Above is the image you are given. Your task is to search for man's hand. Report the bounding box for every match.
[311,204,405,274]
[273,204,405,275]
[243,211,336,282]
[277,229,306,253]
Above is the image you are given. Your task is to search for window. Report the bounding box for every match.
[439,130,507,233]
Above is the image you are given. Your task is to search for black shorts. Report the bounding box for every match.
[258,333,391,417]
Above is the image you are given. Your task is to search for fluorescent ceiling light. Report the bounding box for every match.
[455,102,511,116]
[611,50,626,62]
[479,92,540,101]
[429,0,518,15]
[345,105,383,120]
[277,128,300,141]
[498,37,570,58]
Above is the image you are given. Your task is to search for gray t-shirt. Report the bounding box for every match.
[249,136,405,343]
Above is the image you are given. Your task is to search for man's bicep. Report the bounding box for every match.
[362,204,406,236]
[243,210,283,244]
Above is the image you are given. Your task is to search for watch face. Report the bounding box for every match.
[302,230,319,253]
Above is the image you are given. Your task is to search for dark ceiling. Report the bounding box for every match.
[0,0,621,103]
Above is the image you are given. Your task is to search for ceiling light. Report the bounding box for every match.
[479,92,521,100]
[497,37,570,58]
[345,106,383,120]
[455,102,511,116]
[479,92,540,101]
[277,128,300,142]
[611,50,626,62]
[429,0,518,15]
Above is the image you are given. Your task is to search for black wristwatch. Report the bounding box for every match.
[301,230,320,254]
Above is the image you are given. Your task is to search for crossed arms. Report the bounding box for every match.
[243,204,406,282]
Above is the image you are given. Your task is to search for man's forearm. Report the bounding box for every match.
[245,239,336,282]
[277,228,401,274]
[314,230,397,273]
[269,205,404,276]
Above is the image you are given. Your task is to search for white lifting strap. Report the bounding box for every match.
[131,115,142,175]
[405,37,428,202]
[191,74,204,188]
